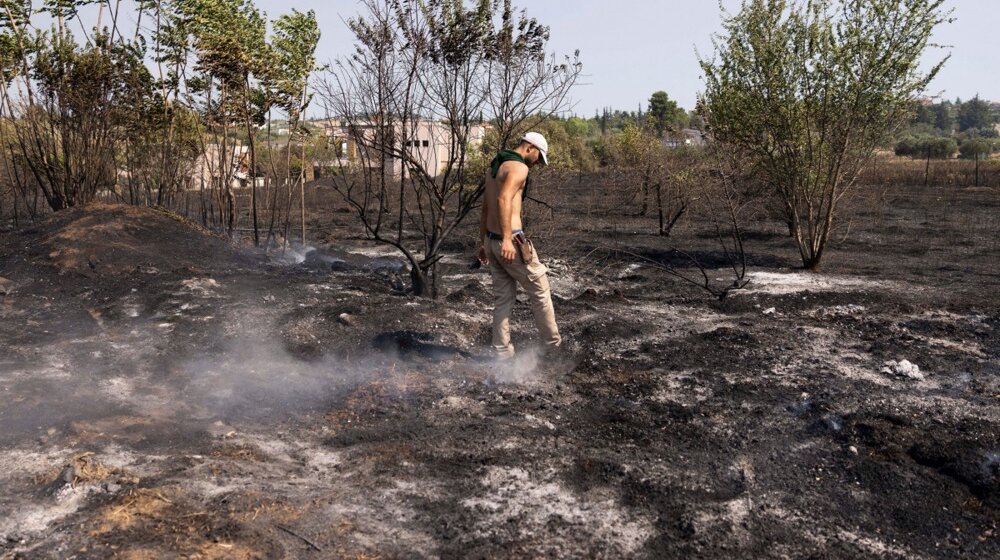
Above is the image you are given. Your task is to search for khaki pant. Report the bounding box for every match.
[487,238,561,358]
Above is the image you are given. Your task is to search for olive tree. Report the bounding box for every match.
[699,0,951,269]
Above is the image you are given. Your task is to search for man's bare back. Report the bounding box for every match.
[484,160,526,235]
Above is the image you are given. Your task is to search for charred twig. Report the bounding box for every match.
[525,195,555,213]
[275,523,323,552]
[604,245,747,300]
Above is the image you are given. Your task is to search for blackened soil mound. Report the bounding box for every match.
[0,203,261,276]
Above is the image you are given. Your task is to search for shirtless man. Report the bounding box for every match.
[476,132,561,359]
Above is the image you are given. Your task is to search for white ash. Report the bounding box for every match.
[881,359,924,380]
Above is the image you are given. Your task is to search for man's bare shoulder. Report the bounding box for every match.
[497,160,529,184]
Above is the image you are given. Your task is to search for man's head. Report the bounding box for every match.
[515,132,549,167]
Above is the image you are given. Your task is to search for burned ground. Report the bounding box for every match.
[0,182,998,559]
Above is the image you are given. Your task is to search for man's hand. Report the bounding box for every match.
[500,238,516,264]
[476,245,489,266]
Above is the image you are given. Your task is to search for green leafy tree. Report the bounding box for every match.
[263,9,320,247]
[895,135,955,159]
[958,95,996,132]
[895,134,957,186]
[179,0,271,242]
[647,91,686,137]
[0,6,158,211]
[933,101,955,132]
[699,0,951,269]
[912,101,935,126]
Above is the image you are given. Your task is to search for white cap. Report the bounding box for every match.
[522,132,548,165]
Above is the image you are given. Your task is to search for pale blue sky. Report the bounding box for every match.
[252,0,997,116]
[82,1,1000,115]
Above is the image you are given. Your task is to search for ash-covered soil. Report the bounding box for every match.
[0,182,998,559]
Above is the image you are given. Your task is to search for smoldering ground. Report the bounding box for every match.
[1,193,998,559]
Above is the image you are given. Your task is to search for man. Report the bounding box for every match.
[476,132,561,359]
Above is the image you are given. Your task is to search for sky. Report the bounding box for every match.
[74,0,1000,116]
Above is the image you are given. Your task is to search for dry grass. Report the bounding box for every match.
[114,542,260,560]
[85,485,267,558]
[69,415,158,445]
[222,491,304,524]
[90,488,176,535]
[34,451,132,488]
[210,443,271,463]
[863,155,1000,188]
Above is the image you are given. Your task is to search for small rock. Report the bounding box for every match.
[337,313,354,326]
[0,276,12,296]
[39,465,76,497]
[762,307,776,315]
[849,446,859,455]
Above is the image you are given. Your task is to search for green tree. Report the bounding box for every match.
[895,134,955,159]
[896,135,957,186]
[180,0,271,242]
[912,101,935,126]
[933,101,955,132]
[0,5,159,211]
[647,91,686,136]
[263,9,320,247]
[958,95,996,132]
[699,0,950,269]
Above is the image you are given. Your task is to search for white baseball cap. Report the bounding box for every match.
[522,132,548,165]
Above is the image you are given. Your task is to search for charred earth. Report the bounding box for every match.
[0,183,998,559]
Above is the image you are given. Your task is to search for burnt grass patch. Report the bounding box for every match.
[1,183,999,558]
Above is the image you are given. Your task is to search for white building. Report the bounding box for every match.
[319,117,491,178]
[185,144,250,191]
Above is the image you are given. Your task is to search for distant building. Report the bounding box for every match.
[317,117,491,178]
[185,143,251,191]
[664,128,705,148]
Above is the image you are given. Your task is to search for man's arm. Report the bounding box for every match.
[478,195,488,242]
[496,163,527,263]
[476,195,489,264]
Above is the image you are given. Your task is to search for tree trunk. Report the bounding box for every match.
[410,265,430,297]
[300,136,307,244]
[656,180,664,234]
[803,254,823,271]
[924,152,931,188]
[246,119,260,247]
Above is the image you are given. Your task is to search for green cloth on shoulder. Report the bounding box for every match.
[489,150,531,199]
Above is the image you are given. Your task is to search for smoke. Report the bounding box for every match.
[177,335,375,421]
[488,347,543,384]
[275,244,315,265]
[0,278,552,446]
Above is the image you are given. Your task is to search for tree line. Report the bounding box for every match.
[0,0,960,296]
[0,0,320,247]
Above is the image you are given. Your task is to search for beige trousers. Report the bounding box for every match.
[487,238,561,358]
